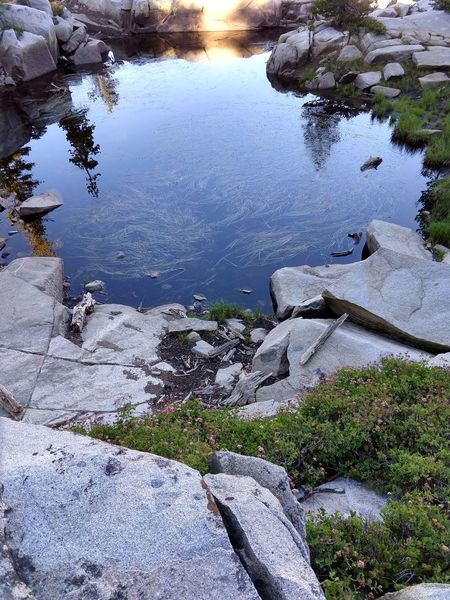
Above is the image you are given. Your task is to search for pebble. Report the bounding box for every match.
[239,288,253,294]
[116,251,125,259]
[193,294,207,302]
[146,271,160,279]
[8,230,18,236]
[85,280,105,293]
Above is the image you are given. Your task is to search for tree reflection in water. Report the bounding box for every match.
[89,72,120,113]
[0,146,40,203]
[302,99,361,170]
[22,218,56,257]
[59,109,101,198]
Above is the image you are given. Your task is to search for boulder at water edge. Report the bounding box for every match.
[322,248,450,352]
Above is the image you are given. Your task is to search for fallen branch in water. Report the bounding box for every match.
[71,293,96,333]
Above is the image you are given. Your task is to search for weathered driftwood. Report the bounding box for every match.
[221,371,272,407]
[208,339,239,359]
[71,292,96,333]
[299,313,348,366]
[0,384,23,419]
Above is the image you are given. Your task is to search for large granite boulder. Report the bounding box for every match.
[270,263,353,320]
[355,70,382,89]
[0,4,58,60]
[208,450,308,556]
[366,219,432,260]
[322,248,450,352]
[266,27,311,79]
[204,473,325,600]
[71,39,109,65]
[5,256,64,302]
[312,27,348,57]
[0,29,56,83]
[253,317,431,402]
[0,418,260,600]
[378,10,450,44]
[379,584,450,599]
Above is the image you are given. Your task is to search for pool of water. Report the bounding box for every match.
[0,30,429,310]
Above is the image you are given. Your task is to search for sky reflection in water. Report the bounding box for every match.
[0,31,429,309]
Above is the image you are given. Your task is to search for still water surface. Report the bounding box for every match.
[0,31,429,309]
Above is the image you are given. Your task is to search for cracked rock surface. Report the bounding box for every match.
[0,418,260,600]
[0,258,175,425]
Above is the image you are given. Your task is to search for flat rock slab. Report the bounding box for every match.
[323,248,450,352]
[371,85,401,98]
[302,478,387,521]
[378,10,450,39]
[365,44,424,64]
[0,418,259,600]
[17,191,63,218]
[366,219,432,260]
[168,317,217,333]
[355,71,382,89]
[419,72,450,87]
[384,62,405,79]
[204,473,324,600]
[379,584,450,599]
[270,263,353,320]
[413,47,450,68]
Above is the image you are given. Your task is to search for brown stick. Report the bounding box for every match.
[71,292,96,333]
[0,384,23,419]
[299,313,348,366]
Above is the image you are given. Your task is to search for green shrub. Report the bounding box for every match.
[432,0,450,10]
[312,0,373,26]
[357,16,387,34]
[51,1,63,16]
[427,221,450,245]
[75,359,450,597]
[372,93,393,119]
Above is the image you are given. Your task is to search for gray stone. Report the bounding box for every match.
[187,331,201,342]
[368,39,403,52]
[370,85,401,98]
[413,46,450,68]
[366,44,424,64]
[168,318,217,333]
[215,363,243,391]
[361,32,389,52]
[419,72,450,88]
[0,419,259,600]
[62,24,87,53]
[192,340,214,357]
[266,28,311,78]
[379,584,450,599]
[317,71,335,89]
[5,256,64,302]
[367,219,432,260]
[204,473,324,600]
[254,317,430,402]
[378,10,450,41]
[354,70,382,89]
[313,26,348,57]
[252,318,293,376]
[53,15,73,42]
[19,0,53,15]
[208,450,308,554]
[383,61,405,79]
[71,39,108,65]
[303,478,387,521]
[250,328,266,344]
[323,248,450,352]
[0,29,56,83]
[84,279,104,292]
[18,191,62,217]
[225,318,246,334]
[428,352,450,368]
[338,71,359,84]
[337,44,362,61]
[0,4,58,60]
[238,397,295,419]
[270,262,353,319]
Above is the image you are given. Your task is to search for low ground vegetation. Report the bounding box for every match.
[77,359,450,598]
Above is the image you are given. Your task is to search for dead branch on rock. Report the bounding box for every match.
[71,293,96,333]
[299,313,348,366]
[220,371,272,407]
[0,385,23,419]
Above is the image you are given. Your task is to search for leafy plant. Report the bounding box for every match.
[207,301,260,326]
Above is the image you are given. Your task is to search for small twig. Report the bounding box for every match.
[208,339,239,358]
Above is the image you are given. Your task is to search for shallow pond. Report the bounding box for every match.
[0,30,429,309]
